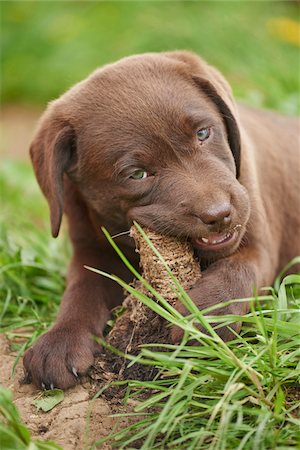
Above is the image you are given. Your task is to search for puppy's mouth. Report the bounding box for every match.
[192,225,241,251]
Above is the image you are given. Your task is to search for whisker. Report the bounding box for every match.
[111,230,131,239]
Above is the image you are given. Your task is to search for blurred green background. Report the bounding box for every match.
[0,0,300,239]
[1,0,299,258]
[1,0,299,230]
[2,0,300,111]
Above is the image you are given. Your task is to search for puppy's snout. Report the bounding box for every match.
[199,202,232,227]
[182,199,232,228]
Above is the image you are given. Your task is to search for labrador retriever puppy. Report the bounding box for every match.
[24,51,300,389]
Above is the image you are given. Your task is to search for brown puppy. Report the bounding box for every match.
[24,51,300,390]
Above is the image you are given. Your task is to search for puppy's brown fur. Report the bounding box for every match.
[24,51,300,389]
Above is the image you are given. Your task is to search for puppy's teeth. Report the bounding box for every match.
[72,367,78,377]
[50,383,54,390]
[41,383,46,389]
[200,232,233,246]
[212,236,226,244]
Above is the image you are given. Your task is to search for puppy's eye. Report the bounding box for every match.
[197,127,210,142]
[130,169,149,180]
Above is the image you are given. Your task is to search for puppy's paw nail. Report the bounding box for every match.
[72,367,78,378]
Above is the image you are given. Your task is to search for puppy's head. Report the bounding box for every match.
[30,51,250,260]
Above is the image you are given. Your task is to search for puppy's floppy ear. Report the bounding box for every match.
[164,51,241,178]
[192,76,241,178]
[29,113,77,237]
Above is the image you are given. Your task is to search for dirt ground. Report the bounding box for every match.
[0,334,138,449]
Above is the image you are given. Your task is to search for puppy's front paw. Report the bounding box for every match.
[23,326,101,390]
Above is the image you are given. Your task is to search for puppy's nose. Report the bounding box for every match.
[198,203,232,227]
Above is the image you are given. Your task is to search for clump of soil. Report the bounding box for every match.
[91,226,201,382]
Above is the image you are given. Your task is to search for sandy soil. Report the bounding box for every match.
[0,334,137,449]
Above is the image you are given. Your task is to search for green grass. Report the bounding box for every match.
[89,225,300,449]
[0,162,68,447]
[2,1,300,114]
[0,161,68,370]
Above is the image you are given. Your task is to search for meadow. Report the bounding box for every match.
[1,1,299,448]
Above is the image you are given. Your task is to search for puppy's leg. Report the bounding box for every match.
[171,248,271,343]
[23,246,110,389]
[23,185,133,390]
